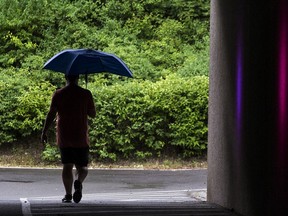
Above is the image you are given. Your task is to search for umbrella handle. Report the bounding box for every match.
[85,74,88,89]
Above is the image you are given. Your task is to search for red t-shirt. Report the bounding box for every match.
[50,84,95,148]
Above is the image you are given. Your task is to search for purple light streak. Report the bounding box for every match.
[236,12,243,160]
[236,34,243,138]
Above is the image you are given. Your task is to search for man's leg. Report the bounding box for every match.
[74,147,89,182]
[72,147,89,203]
[73,165,88,203]
[62,163,74,196]
[75,165,88,183]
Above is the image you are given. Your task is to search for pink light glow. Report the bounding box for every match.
[278,0,288,163]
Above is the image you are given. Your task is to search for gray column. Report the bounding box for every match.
[208,1,286,215]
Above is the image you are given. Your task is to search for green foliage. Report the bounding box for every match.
[14,81,55,136]
[0,0,210,161]
[89,75,208,160]
[0,68,55,144]
[178,36,210,77]
[0,0,210,81]
[42,144,61,162]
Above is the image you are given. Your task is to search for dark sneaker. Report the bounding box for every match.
[62,194,72,203]
[73,180,83,203]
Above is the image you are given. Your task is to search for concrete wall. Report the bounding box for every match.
[208,0,288,215]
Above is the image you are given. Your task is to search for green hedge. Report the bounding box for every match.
[0,0,210,162]
[89,75,208,161]
[0,70,208,161]
[0,68,54,143]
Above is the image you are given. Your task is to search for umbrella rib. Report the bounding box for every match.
[66,55,80,75]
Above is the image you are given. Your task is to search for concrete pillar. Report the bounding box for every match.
[208,0,288,215]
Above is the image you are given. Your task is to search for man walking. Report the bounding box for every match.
[41,75,96,203]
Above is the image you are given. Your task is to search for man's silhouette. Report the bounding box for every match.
[41,75,96,203]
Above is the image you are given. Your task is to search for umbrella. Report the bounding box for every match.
[43,49,133,78]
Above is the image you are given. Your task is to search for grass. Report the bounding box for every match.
[89,157,207,170]
[0,139,207,170]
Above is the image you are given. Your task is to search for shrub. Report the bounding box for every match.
[0,68,208,162]
[88,74,208,161]
[0,68,55,144]
[42,144,61,162]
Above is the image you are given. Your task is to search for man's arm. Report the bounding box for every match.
[41,109,57,143]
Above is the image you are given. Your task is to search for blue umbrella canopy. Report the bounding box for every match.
[43,49,133,78]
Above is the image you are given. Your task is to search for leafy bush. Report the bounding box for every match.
[89,75,208,161]
[0,0,210,82]
[0,0,210,162]
[42,144,61,162]
[0,68,55,144]
[177,36,210,77]
[0,69,208,161]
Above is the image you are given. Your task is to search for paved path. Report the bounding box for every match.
[0,168,238,215]
[0,168,207,200]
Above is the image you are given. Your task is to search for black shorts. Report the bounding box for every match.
[60,147,89,167]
